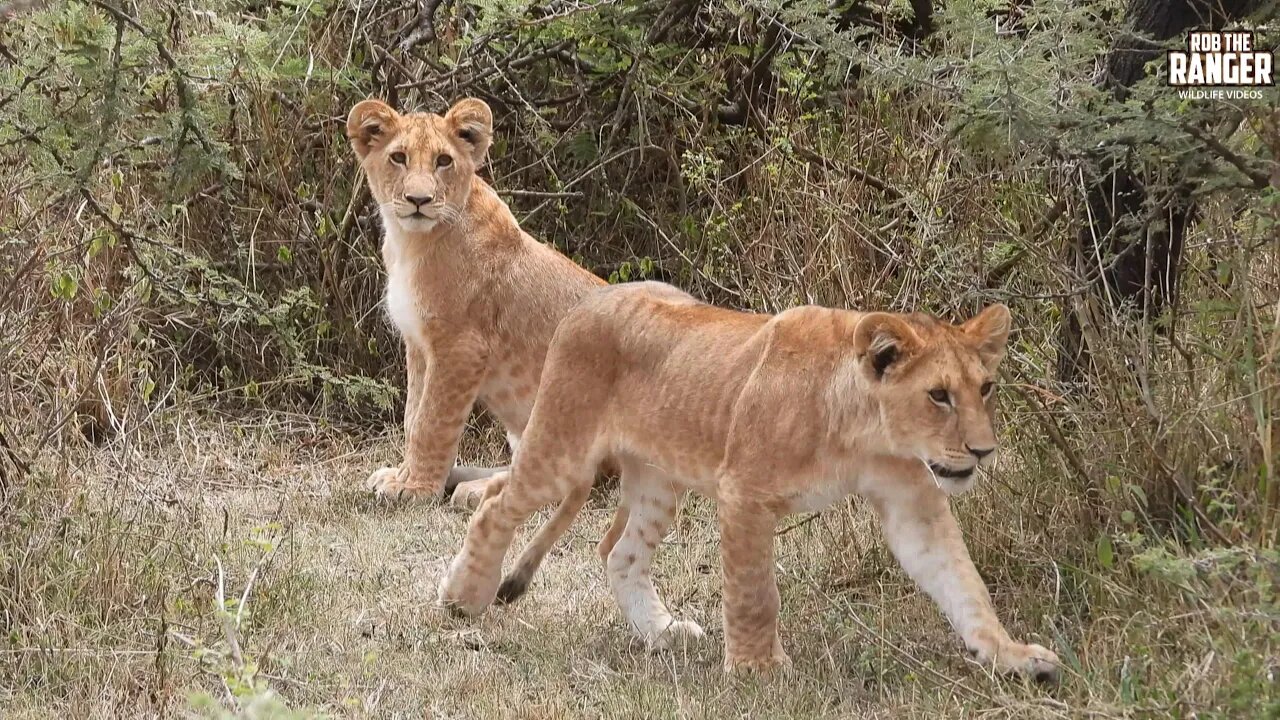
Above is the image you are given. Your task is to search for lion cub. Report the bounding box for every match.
[347,97,605,506]
[438,281,1060,682]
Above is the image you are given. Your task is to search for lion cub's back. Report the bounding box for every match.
[548,281,769,418]
[534,282,767,483]
[558,281,766,367]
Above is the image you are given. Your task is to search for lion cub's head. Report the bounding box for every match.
[852,305,1012,494]
[347,97,493,236]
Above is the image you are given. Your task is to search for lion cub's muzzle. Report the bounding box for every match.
[927,441,997,484]
[394,199,445,221]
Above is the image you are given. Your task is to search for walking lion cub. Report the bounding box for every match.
[438,282,1060,682]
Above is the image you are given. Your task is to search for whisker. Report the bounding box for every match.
[917,455,942,489]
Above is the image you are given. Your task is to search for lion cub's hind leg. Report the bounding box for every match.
[495,482,594,604]
[597,504,630,566]
[608,461,701,652]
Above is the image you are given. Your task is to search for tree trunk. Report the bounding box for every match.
[1057,0,1261,382]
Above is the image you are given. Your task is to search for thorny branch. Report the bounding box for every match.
[87,0,213,162]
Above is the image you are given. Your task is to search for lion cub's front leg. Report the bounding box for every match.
[366,342,428,496]
[871,484,1061,684]
[368,333,488,501]
[719,494,791,673]
[437,472,513,615]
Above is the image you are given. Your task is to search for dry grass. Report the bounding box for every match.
[2,406,1274,719]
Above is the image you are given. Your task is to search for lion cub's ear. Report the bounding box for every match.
[347,99,400,159]
[853,313,921,380]
[963,304,1012,370]
[444,98,494,165]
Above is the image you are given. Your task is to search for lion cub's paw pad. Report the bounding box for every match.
[494,572,531,605]
[975,641,1062,685]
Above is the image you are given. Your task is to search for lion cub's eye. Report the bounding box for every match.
[436,153,453,168]
[980,381,995,397]
[928,388,951,405]
[389,151,407,165]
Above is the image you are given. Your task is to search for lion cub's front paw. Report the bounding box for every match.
[1009,643,1061,685]
[724,646,792,675]
[648,620,705,653]
[971,638,1061,685]
[365,466,441,502]
[437,555,501,618]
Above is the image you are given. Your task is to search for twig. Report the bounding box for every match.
[88,0,212,160]
[631,204,744,300]
[1009,381,1092,492]
[794,145,905,202]
[0,244,45,315]
[213,556,245,670]
[497,188,584,199]
[984,196,1069,288]
[77,15,125,186]
[1179,121,1273,190]
[236,549,273,629]
[0,427,30,489]
[775,512,820,537]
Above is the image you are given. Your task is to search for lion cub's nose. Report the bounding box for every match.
[967,446,994,460]
[404,193,433,207]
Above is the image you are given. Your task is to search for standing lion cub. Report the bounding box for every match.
[347,97,605,506]
[438,281,1061,682]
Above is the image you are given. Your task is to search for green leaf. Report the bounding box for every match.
[1125,483,1149,508]
[1097,534,1115,569]
[51,271,79,301]
[567,132,598,164]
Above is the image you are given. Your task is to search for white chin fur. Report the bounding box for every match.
[395,216,439,234]
[941,475,976,496]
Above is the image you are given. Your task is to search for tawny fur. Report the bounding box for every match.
[346,98,604,522]
[438,282,1061,682]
